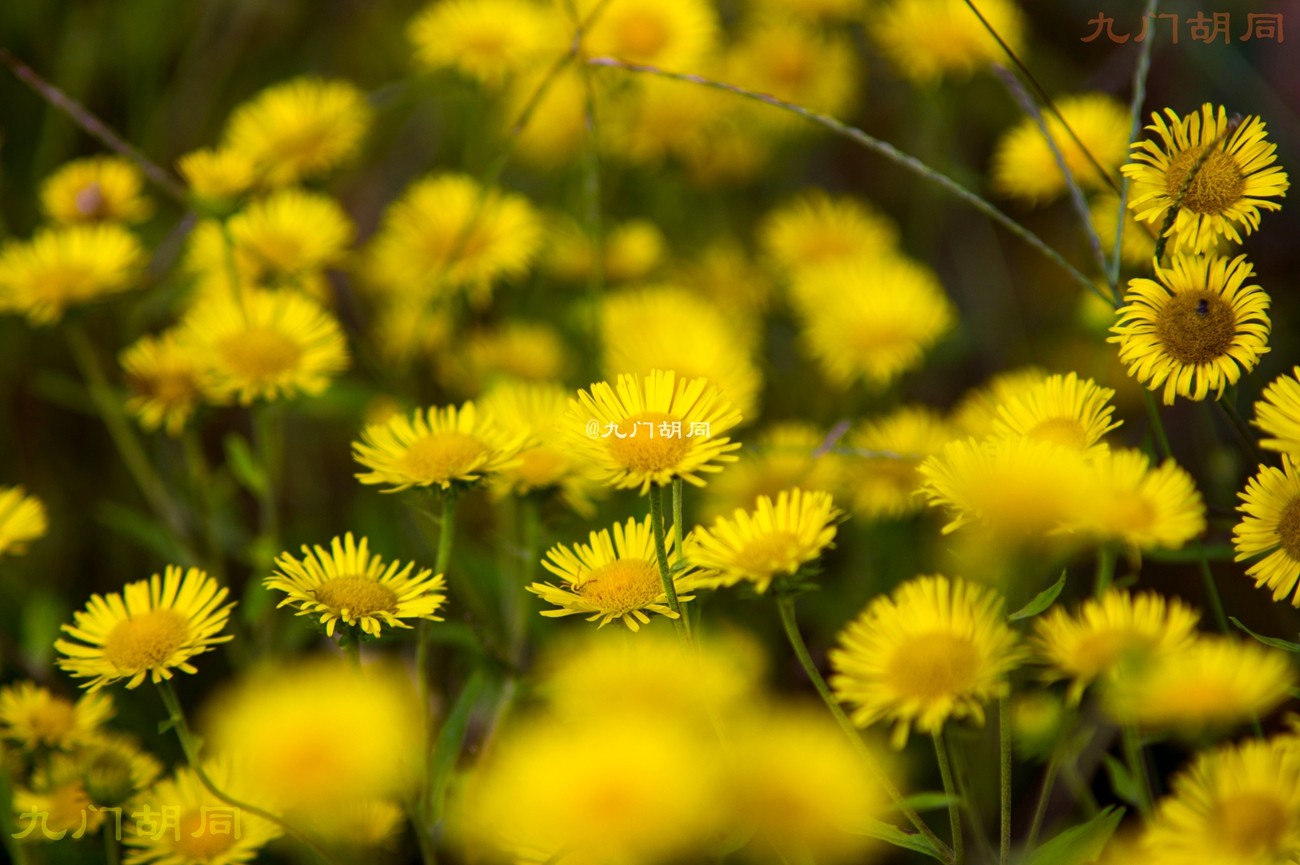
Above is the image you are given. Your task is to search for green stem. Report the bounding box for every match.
[515,494,542,662]
[1111,0,1160,285]
[648,483,691,645]
[774,595,954,863]
[251,404,281,544]
[104,823,120,865]
[672,478,688,630]
[933,730,964,865]
[1218,395,1267,467]
[1194,540,1230,633]
[947,728,991,862]
[999,696,1011,865]
[1094,546,1115,599]
[155,679,343,865]
[1141,389,1174,461]
[1121,726,1153,819]
[343,633,361,669]
[1060,759,1100,818]
[182,427,226,584]
[1025,753,1061,853]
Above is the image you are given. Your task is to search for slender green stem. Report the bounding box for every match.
[1094,546,1115,599]
[774,595,954,863]
[999,696,1011,865]
[1141,389,1174,460]
[1111,0,1160,284]
[1121,726,1154,819]
[251,404,282,544]
[1194,540,1230,633]
[1061,758,1100,818]
[515,494,542,662]
[648,483,691,644]
[416,485,459,834]
[947,728,991,862]
[1218,395,1267,467]
[671,478,684,565]
[154,679,343,865]
[1025,753,1060,853]
[181,428,226,583]
[343,634,362,669]
[933,730,964,865]
[104,822,120,865]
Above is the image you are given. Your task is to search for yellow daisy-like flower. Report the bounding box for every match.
[437,320,570,395]
[992,371,1121,455]
[123,762,282,865]
[723,21,858,133]
[1141,738,1300,865]
[1092,193,1158,268]
[700,423,842,522]
[53,565,235,691]
[991,93,1129,205]
[223,77,373,187]
[353,401,529,492]
[1123,104,1290,255]
[563,369,743,493]
[1031,589,1199,704]
[1076,448,1206,552]
[13,774,102,841]
[543,216,665,284]
[409,0,559,86]
[1234,456,1300,606]
[1104,636,1294,732]
[0,682,113,751]
[120,331,206,437]
[1253,367,1300,457]
[0,485,48,557]
[503,64,593,166]
[40,155,153,225]
[686,488,841,593]
[759,189,898,278]
[1108,253,1270,405]
[793,258,956,389]
[266,533,446,638]
[674,241,772,323]
[527,515,700,630]
[871,0,1026,84]
[0,224,144,325]
[177,147,256,203]
[951,366,1048,438]
[76,733,164,809]
[829,574,1023,748]
[225,188,354,286]
[843,406,956,520]
[180,287,350,405]
[583,0,718,72]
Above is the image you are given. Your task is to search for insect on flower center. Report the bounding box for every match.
[605,411,693,475]
[1153,289,1236,365]
[1213,792,1290,858]
[400,432,488,483]
[175,809,238,860]
[1025,417,1089,450]
[27,697,76,744]
[886,631,979,700]
[1165,146,1246,216]
[104,608,189,670]
[217,327,303,380]
[313,576,400,616]
[577,559,663,612]
[1276,497,1300,561]
[614,11,670,60]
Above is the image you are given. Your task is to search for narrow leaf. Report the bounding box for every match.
[1009,570,1066,621]
[894,792,962,813]
[427,669,488,824]
[1231,617,1300,652]
[223,433,268,497]
[845,818,945,861]
[1022,805,1124,865]
[1101,756,1141,808]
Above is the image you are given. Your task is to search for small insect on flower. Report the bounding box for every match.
[40,155,153,225]
[0,486,48,558]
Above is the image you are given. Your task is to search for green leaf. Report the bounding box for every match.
[1230,617,1300,652]
[427,669,488,824]
[223,433,268,497]
[894,792,962,813]
[1009,571,1066,621]
[844,818,945,861]
[1022,806,1124,865]
[1102,755,1141,808]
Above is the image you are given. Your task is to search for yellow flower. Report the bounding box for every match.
[13,775,102,841]
[1075,448,1206,552]
[1031,589,1199,704]
[607,73,752,173]
[1109,254,1270,405]
[992,371,1120,455]
[528,515,701,630]
[225,188,354,286]
[1141,738,1300,865]
[991,93,1129,205]
[673,240,772,323]
[543,216,665,284]
[723,20,858,132]
[563,369,743,493]
[601,285,762,419]
[122,761,282,865]
[353,401,528,492]
[180,287,350,405]
[830,574,1022,748]
[297,799,406,849]
[503,65,592,166]
[1104,636,1294,732]
[871,0,1027,84]
[687,488,840,593]
[583,0,718,71]
[266,533,446,638]
[40,155,153,224]
[753,0,863,21]
[1008,691,1067,761]
[120,331,206,436]
[0,224,144,325]
[951,366,1048,438]
[700,422,842,522]
[408,0,559,86]
[1092,193,1158,268]
[54,565,235,691]
[842,406,956,520]
[1233,456,1300,606]
[76,733,164,809]
[759,189,898,278]
[0,486,48,557]
[176,147,255,203]
[437,320,571,395]
[0,682,113,751]
[1123,104,1290,255]
[222,76,373,187]
[1253,367,1300,458]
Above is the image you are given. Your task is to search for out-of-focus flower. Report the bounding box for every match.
[1092,193,1158,268]
[951,366,1048,439]
[40,156,153,224]
[991,94,1129,205]
[582,0,718,71]
[724,20,858,133]
[177,148,256,204]
[760,189,898,278]
[543,216,664,284]
[843,406,957,520]
[0,224,144,325]
[120,331,206,436]
[1235,456,1300,606]
[1008,691,1067,761]
[408,0,559,86]
[222,188,353,289]
[0,682,112,751]
[871,0,1027,84]
[1073,449,1206,552]
[991,372,1120,455]
[437,320,570,395]
[0,486,48,557]
[701,423,841,522]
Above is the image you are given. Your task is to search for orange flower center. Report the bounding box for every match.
[1278,497,1300,561]
[1026,417,1089,450]
[1154,289,1236,365]
[577,559,663,613]
[104,608,189,670]
[27,697,76,745]
[1213,792,1290,858]
[313,577,400,617]
[399,432,488,484]
[604,411,693,475]
[174,809,238,861]
[1165,146,1246,216]
[614,11,670,61]
[217,327,302,381]
[886,632,978,700]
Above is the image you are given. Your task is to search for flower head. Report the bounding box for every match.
[408,0,559,86]
[544,216,665,284]
[723,21,858,132]
[224,188,354,287]
[1109,253,1270,405]
[871,0,1026,84]
[951,366,1048,438]
[843,406,956,520]
[437,321,570,395]
[992,372,1120,455]
[120,331,206,436]
[266,533,446,638]
[1092,193,1159,268]
[0,224,143,325]
[1234,456,1300,606]
[54,566,235,691]
[991,93,1129,205]
[41,155,152,224]
[0,486,48,557]
[177,148,255,204]
[759,189,898,278]
[700,423,842,522]
[0,682,112,751]
[583,0,718,71]
[1075,449,1206,552]
[1253,367,1300,458]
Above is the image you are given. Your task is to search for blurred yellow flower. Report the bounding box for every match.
[673,240,772,323]
[543,215,664,284]
[700,422,841,522]
[40,155,152,224]
[1254,367,1300,457]
[1234,456,1300,606]
[991,371,1120,455]
[582,0,718,71]
[75,733,164,810]
[120,331,206,436]
[843,406,956,519]
[176,147,255,203]
[1075,449,1206,552]
[872,0,1026,84]
[760,189,898,278]
[503,65,592,166]
[408,0,559,86]
[753,0,863,21]
[438,320,570,395]
[225,188,354,287]
[0,224,143,325]
[991,93,1129,205]
[951,366,1048,438]
[0,682,112,751]
[266,532,446,637]
[830,574,1022,748]
[297,798,406,849]
[12,775,101,840]
[54,565,234,691]
[724,21,858,132]
[0,486,48,557]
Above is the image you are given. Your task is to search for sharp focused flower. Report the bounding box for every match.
[222,76,373,187]
[992,372,1120,455]
[991,93,1129,205]
[40,155,152,224]
[120,331,206,436]
[54,566,235,691]
[723,21,858,132]
[353,401,528,492]
[527,515,702,630]
[700,422,842,522]
[180,287,350,405]
[842,406,956,520]
[830,575,1022,748]
[1234,456,1300,606]
[1109,253,1270,405]
[759,189,898,278]
[1032,589,1199,704]
[0,224,144,325]
[0,485,48,557]
[563,369,743,493]
[1074,448,1206,552]
[1253,367,1300,457]
[583,0,718,71]
[1123,104,1290,255]
[408,0,559,86]
[266,533,446,637]
[687,488,840,593]
[0,682,112,751]
[871,0,1026,84]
